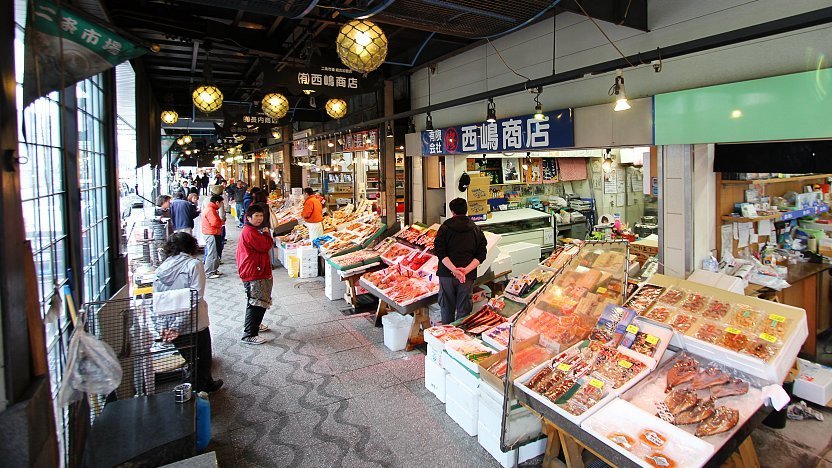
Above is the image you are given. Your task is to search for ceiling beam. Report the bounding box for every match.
[189,40,200,86]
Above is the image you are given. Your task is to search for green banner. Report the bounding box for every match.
[23,0,148,106]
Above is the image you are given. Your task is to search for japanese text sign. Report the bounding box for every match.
[420,109,574,156]
[263,64,371,96]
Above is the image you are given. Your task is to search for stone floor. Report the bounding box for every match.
[201,224,832,467]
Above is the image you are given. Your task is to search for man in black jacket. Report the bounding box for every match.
[433,198,487,324]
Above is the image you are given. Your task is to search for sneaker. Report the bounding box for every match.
[207,272,221,279]
[241,335,267,345]
[259,323,270,332]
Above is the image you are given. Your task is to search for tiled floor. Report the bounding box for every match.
[202,225,832,467]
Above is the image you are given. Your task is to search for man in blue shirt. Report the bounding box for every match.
[170,191,199,235]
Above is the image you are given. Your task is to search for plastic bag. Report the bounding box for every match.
[287,255,300,278]
[58,323,123,407]
[787,401,824,421]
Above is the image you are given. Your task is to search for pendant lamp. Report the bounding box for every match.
[336,20,388,74]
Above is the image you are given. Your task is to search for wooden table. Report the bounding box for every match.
[359,277,437,351]
[746,261,832,358]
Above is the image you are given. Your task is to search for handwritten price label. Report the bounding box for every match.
[645,334,659,345]
[618,359,633,369]
[557,363,572,372]
[725,327,742,335]
[769,314,786,323]
[596,287,608,294]
[626,324,639,334]
[589,378,605,389]
[759,333,777,343]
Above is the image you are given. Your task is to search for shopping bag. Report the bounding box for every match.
[287,255,300,278]
[58,322,123,406]
[231,204,238,219]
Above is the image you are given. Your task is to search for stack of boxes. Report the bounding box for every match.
[297,246,319,278]
[467,174,492,222]
[323,261,347,300]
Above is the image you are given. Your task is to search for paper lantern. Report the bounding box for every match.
[262,93,289,119]
[336,20,388,74]
[161,109,178,124]
[192,85,223,113]
[325,98,347,119]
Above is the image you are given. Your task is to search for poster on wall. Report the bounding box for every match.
[502,159,521,184]
[542,158,558,183]
[603,170,618,194]
[524,158,542,183]
[420,110,574,155]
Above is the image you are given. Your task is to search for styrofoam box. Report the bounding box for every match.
[499,242,541,264]
[793,358,832,406]
[487,253,512,277]
[477,422,546,468]
[446,374,479,436]
[442,350,480,390]
[582,399,715,468]
[425,358,447,403]
[426,342,443,366]
[479,382,542,443]
[511,259,540,277]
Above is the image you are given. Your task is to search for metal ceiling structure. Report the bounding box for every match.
[100,0,647,128]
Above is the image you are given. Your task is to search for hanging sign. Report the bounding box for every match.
[343,130,379,151]
[420,109,574,156]
[293,129,312,158]
[263,64,374,96]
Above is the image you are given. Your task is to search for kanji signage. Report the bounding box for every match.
[343,130,378,151]
[263,64,373,96]
[23,0,148,106]
[420,110,574,156]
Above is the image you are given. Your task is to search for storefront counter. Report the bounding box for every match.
[746,261,832,359]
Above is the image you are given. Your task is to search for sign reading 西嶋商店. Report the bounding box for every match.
[263,64,372,96]
[420,110,574,156]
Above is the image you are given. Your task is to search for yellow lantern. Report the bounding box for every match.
[325,98,348,119]
[176,137,185,146]
[161,109,178,124]
[182,134,193,145]
[336,20,388,74]
[262,93,289,119]
[192,85,223,113]
[271,127,281,139]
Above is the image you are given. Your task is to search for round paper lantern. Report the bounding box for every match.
[182,134,193,145]
[262,93,289,119]
[192,84,223,113]
[336,20,388,74]
[161,109,178,124]
[325,98,347,119]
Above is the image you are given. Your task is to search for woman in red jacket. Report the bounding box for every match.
[201,194,225,279]
[236,204,274,345]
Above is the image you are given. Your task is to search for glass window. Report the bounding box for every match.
[77,75,110,303]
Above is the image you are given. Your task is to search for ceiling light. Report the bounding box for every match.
[262,93,289,119]
[531,87,545,121]
[407,118,416,133]
[161,109,178,125]
[337,137,345,146]
[325,98,347,119]
[610,70,631,112]
[185,149,192,155]
[336,19,388,74]
[602,149,614,173]
[398,145,404,150]
[386,122,394,138]
[327,141,335,148]
[486,98,496,123]
[192,85,223,113]
[425,113,434,131]
[481,153,487,161]
[182,134,193,145]
[176,137,185,146]
[271,127,281,139]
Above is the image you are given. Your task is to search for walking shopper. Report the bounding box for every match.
[170,191,199,234]
[237,204,273,345]
[201,194,224,279]
[233,180,247,227]
[433,198,487,324]
[210,184,228,258]
[153,232,223,393]
[302,187,324,240]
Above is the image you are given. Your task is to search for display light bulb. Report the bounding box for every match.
[533,103,544,121]
[327,141,335,148]
[486,99,497,123]
[602,156,613,173]
[182,134,193,145]
[614,98,631,112]
[610,71,631,112]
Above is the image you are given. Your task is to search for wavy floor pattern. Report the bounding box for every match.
[201,225,509,468]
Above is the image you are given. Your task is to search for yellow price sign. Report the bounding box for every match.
[769,314,786,323]
[725,327,742,335]
[645,334,659,345]
[626,324,640,334]
[557,363,572,372]
[618,359,633,369]
[759,333,777,343]
[597,287,608,294]
[589,378,605,389]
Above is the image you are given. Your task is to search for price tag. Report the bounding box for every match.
[557,363,572,372]
[618,359,633,369]
[769,314,786,323]
[725,327,742,335]
[759,333,777,343]
[626,324,640,334]
[645,334,659,345]
[589,378,605,389]
[597,287,608,294]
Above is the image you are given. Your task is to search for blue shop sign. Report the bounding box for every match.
[420,109,573,156]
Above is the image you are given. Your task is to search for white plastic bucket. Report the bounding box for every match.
[382,312,413,351]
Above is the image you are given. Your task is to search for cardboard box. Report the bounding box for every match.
[468,174,492,202]
[631,238,659,258]
[469,201,489,216]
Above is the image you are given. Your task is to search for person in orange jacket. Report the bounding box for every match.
[302,187,324,240]
[201,194,224,278]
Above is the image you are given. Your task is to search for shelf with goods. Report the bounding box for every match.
[325,171,355,209]
[715,171,832,258]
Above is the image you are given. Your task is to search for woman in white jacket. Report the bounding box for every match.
[153,232,223,393]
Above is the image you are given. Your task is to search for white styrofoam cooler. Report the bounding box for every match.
[477,422,546,468]
[442,350,480,390]
[446,374,479,436]
[324,262,347,300]
[500,242,542,264]
[793,358,832,405]
[478,382,542,445]
[425,358,447,403]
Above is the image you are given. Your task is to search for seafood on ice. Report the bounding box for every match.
[710,378,749,399]
[664,388,697,415]
[691,367,730,390]
[695,406,739,437]
[665,356,699,392]
[674,399,715,425]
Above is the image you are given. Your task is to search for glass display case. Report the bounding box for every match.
[475,208,555,254]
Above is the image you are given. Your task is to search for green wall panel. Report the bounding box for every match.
[655,68,832,145]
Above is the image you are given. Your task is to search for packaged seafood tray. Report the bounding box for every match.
[394,280,439,307]
[326,249,381,271]
[454,304,508,335]
[648,274,807,383]
[504,268,555,304]
[620,352,766,453]
[380,242,416,265]
[624,284,665,315]
[425,325,472,349]
[445,339,497,374]
[398,249,436,274]
[539,244,581,271]
[514,340,654,425]
[412,224,439,250]
[582,399,715,468]
[395,224,427,243]
[478,335,554,395]
[481,321,535,350]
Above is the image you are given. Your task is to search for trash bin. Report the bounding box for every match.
[382,312,413,351]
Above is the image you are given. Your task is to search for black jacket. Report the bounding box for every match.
[433,215,487,281]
